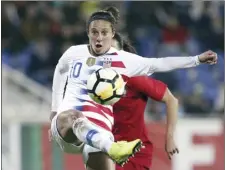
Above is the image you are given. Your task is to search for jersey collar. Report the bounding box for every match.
[105,47,118,55]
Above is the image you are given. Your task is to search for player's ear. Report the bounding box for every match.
[87,28,90,38]
[112,30,115,38]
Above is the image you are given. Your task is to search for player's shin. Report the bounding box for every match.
[72,117,113,153]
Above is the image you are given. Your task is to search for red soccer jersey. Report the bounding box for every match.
[113,75,167,167]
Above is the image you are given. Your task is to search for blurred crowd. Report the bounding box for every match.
[2,1,224,118]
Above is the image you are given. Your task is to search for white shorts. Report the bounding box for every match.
[51,112,114,164]
[51,114,84,154]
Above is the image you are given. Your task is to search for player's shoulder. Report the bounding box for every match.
[118,50,143,59]
[65,44,89,55]
[60,44,89,61]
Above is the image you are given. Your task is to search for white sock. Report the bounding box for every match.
[72,117,114,153]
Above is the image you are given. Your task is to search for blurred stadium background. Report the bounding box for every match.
[2,1,224,170]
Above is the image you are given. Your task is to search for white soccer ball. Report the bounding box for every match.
[87,68,126,105]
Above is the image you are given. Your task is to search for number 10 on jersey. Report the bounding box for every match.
[69,62,82,78]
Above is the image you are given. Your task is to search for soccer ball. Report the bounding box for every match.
[87,68,126,105]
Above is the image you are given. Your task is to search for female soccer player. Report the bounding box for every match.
[50,6,218,170]
[50,9,145,170]
[111,32,218,170]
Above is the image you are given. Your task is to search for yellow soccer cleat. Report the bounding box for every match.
[108,139,143,166]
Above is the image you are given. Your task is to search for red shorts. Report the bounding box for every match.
[116,161,150,170]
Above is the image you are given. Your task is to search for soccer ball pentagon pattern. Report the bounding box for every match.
[87,68,126,105]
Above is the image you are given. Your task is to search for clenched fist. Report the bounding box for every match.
[198,50,218,64]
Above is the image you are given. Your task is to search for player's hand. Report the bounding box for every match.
[48,111,56,142]
[165,136,179,160]
[198,50,218,64]
[48,129,52,142]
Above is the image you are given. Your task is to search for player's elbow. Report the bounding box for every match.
[162,88,179,106]
[169,95,179,108]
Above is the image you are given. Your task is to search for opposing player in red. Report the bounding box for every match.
[111,32,218,170]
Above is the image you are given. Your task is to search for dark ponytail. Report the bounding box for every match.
[104,6,120,24]
[113,32,137,54]
[123,40,137,54]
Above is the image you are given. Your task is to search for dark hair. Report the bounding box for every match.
[114,32,123,49]
[104,6,120,24]
[87,6,120,32]
[114,32,137,54]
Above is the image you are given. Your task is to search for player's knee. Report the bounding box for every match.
[57,109,84,138]
[86,152,115,170]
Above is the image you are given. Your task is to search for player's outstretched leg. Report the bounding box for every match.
[56,109,143,165]
[86,151,115,170]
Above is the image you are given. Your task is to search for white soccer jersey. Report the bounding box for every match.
[53,44,156,131]
[52,44,200,130]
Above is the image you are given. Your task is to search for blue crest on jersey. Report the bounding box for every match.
[96,61,104,66]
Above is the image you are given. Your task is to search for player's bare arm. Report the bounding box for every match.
[161,88,179,160]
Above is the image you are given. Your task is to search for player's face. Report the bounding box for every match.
[111,39,121,50]
[88,20,115,55]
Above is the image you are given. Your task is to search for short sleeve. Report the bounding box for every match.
[127,76,167,101]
